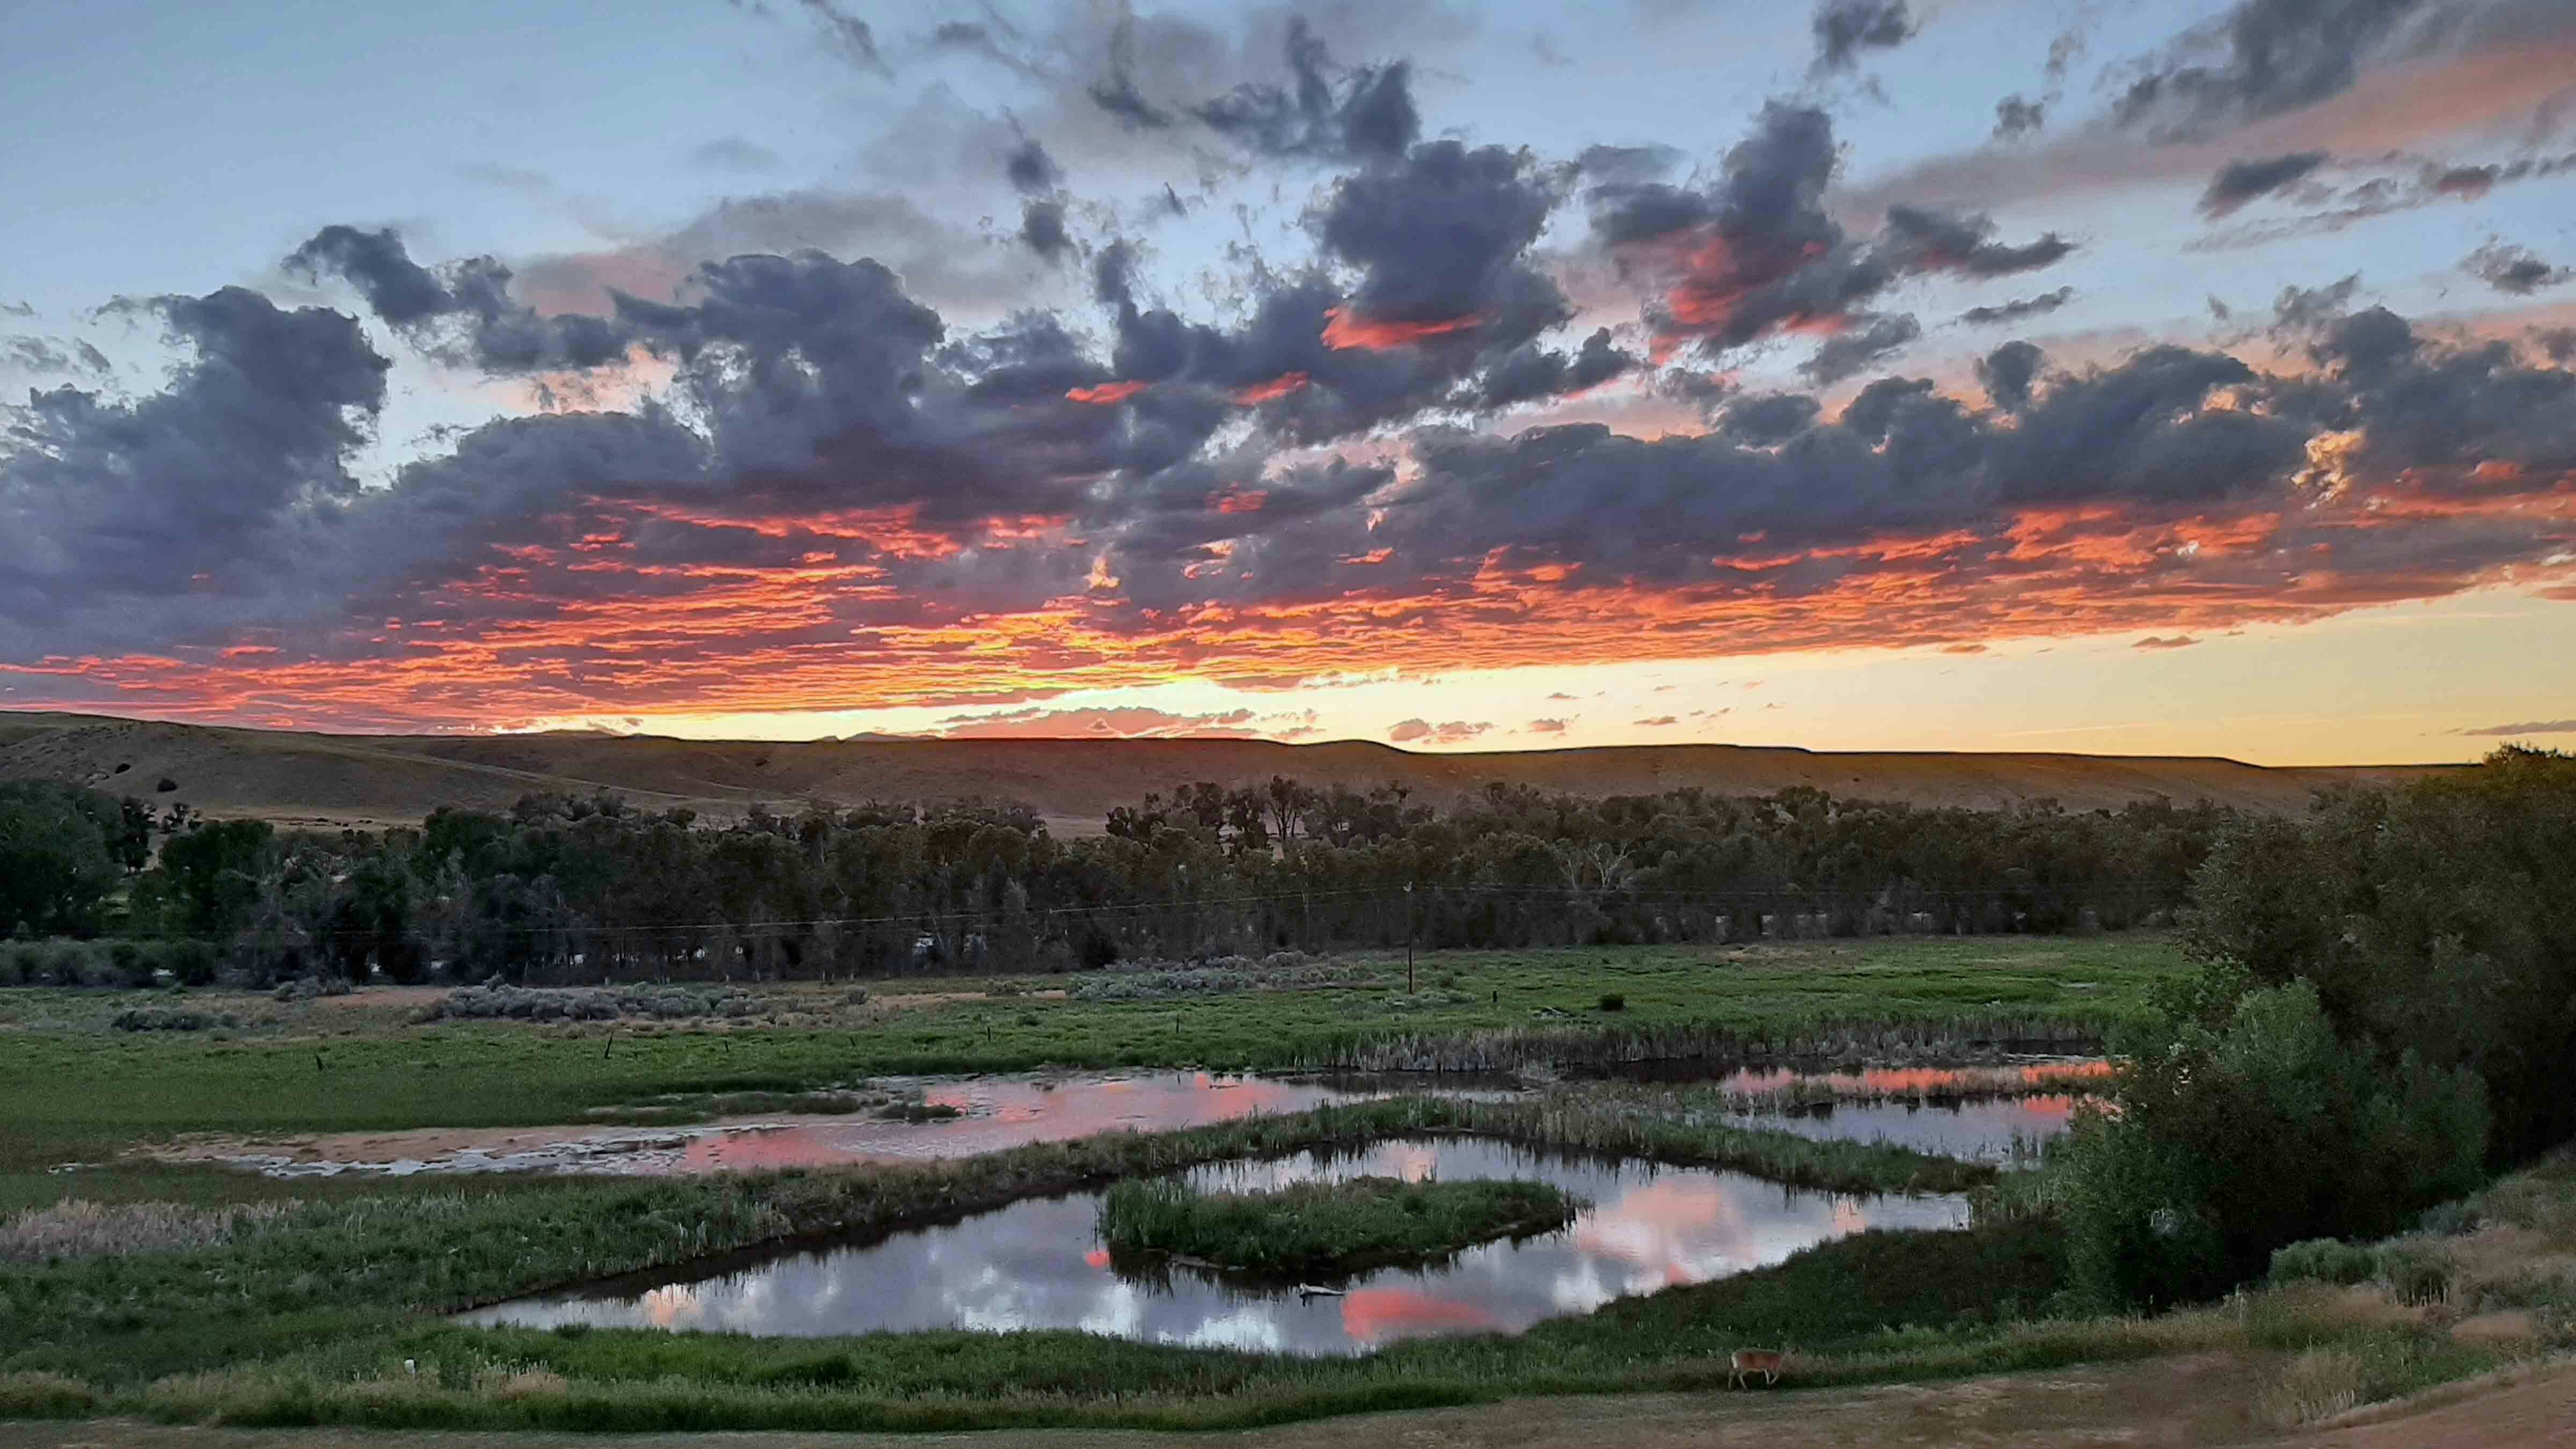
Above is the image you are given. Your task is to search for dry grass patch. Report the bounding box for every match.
[3,1198,292,1264]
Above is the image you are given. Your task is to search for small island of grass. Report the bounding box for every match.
[1096,1174,1584,1279]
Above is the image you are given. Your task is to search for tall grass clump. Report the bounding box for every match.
[3,1199,295,1265]
[1098,1175,1580,1278]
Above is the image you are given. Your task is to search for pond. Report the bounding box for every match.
[460,1137,1967,1353]
[191,1060,2102,1178]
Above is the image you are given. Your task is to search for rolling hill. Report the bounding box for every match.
[0,711,2460,835]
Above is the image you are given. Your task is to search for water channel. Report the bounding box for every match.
[462,1136,1970,1353]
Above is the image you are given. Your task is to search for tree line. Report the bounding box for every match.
[3,776,2235,984]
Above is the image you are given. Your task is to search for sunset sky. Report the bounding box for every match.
[2,0,2572,762]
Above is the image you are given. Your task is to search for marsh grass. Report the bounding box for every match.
[2,1198,294,1265]
[1097,1175,1582,1278]
[13,1159,2574,1435]
[2,935,2169,1211]
[0,1093,1984,1391]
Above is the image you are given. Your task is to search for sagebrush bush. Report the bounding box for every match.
[422,984,759,1023]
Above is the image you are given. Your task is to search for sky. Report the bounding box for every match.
[1,0,2572,764]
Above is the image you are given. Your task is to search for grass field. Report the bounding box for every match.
[41,931,2483,1436]
[6,1142,2568,1434]
[1,933,2567,1435]
[0,935,2179,1212]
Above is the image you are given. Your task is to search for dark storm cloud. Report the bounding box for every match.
[1004,137,1062,194]
[0,287,386,625]
[2463,241,2573,295]
[2199,150,2330,215]
[1189,17,1417,163]
[2113,0,2431,139]
[1019,199,1073,261]
[2192,151,2576,253]
[1715,392,1823,445]
[12,43,2576,694]
[1359,338,2322,597]
[1959,287,2073,327]
[1974,339,2045,411]
[1993,96,2046,139]
[1878,206,2075,277]
[1591,104,2071,355]
[1463,329,1637,411]
[2266,274,2363,337]
[2307,306,2576,474]
[288,226,631,374]
[1801,313,1921,384]
[1812,0,1916,74]
[1577,144,1684,184]
[1316,141,1568,328]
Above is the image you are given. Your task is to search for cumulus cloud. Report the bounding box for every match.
[2134,635,2200,649]
[1993,95,2046,138]
[8,27,2576,729]
[1388,718,1492,744]
[2199,150,2330,215]
[1959,288,2073,327]
[1590,104,2070,357]
[287,225,630,374]
[2463,241,2573,295]
[1190,16,1418,162]
[1801,312,1921,384]
[1811,0,1915,75]
[1526,717,1570,733]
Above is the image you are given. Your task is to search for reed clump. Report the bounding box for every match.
[1097,1175,1581,1278]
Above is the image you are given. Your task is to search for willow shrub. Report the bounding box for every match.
[2062,977,2489,1309]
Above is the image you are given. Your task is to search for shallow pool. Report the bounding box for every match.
[460,1137,1967,1353]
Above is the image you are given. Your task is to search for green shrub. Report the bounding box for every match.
[0,1371,100,1418]
[1097,1175,1583,1278]
[164,939,219,987]
[2268,1239,2379,1287]
[2062,977,2489,1308]
[2375,1242,2453,1306]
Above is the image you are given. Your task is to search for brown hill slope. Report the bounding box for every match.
[0,710,2456,833]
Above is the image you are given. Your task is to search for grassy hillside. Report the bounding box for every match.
[0,710,2456,833]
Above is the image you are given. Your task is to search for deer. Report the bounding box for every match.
[1727,1344,1787,1389]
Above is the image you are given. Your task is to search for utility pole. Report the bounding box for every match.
[1404,882,1415,994]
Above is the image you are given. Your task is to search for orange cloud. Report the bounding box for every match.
[1067,380,1150,405]
[1232,372,1311,404]
[1320,307,1481,350]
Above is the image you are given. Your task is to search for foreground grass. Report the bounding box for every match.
[5,1117,2570,1433]
[0,935,2174,1210]
[1098,1175,1582,1279]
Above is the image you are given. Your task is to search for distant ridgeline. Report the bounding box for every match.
[2,775,2233,985]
